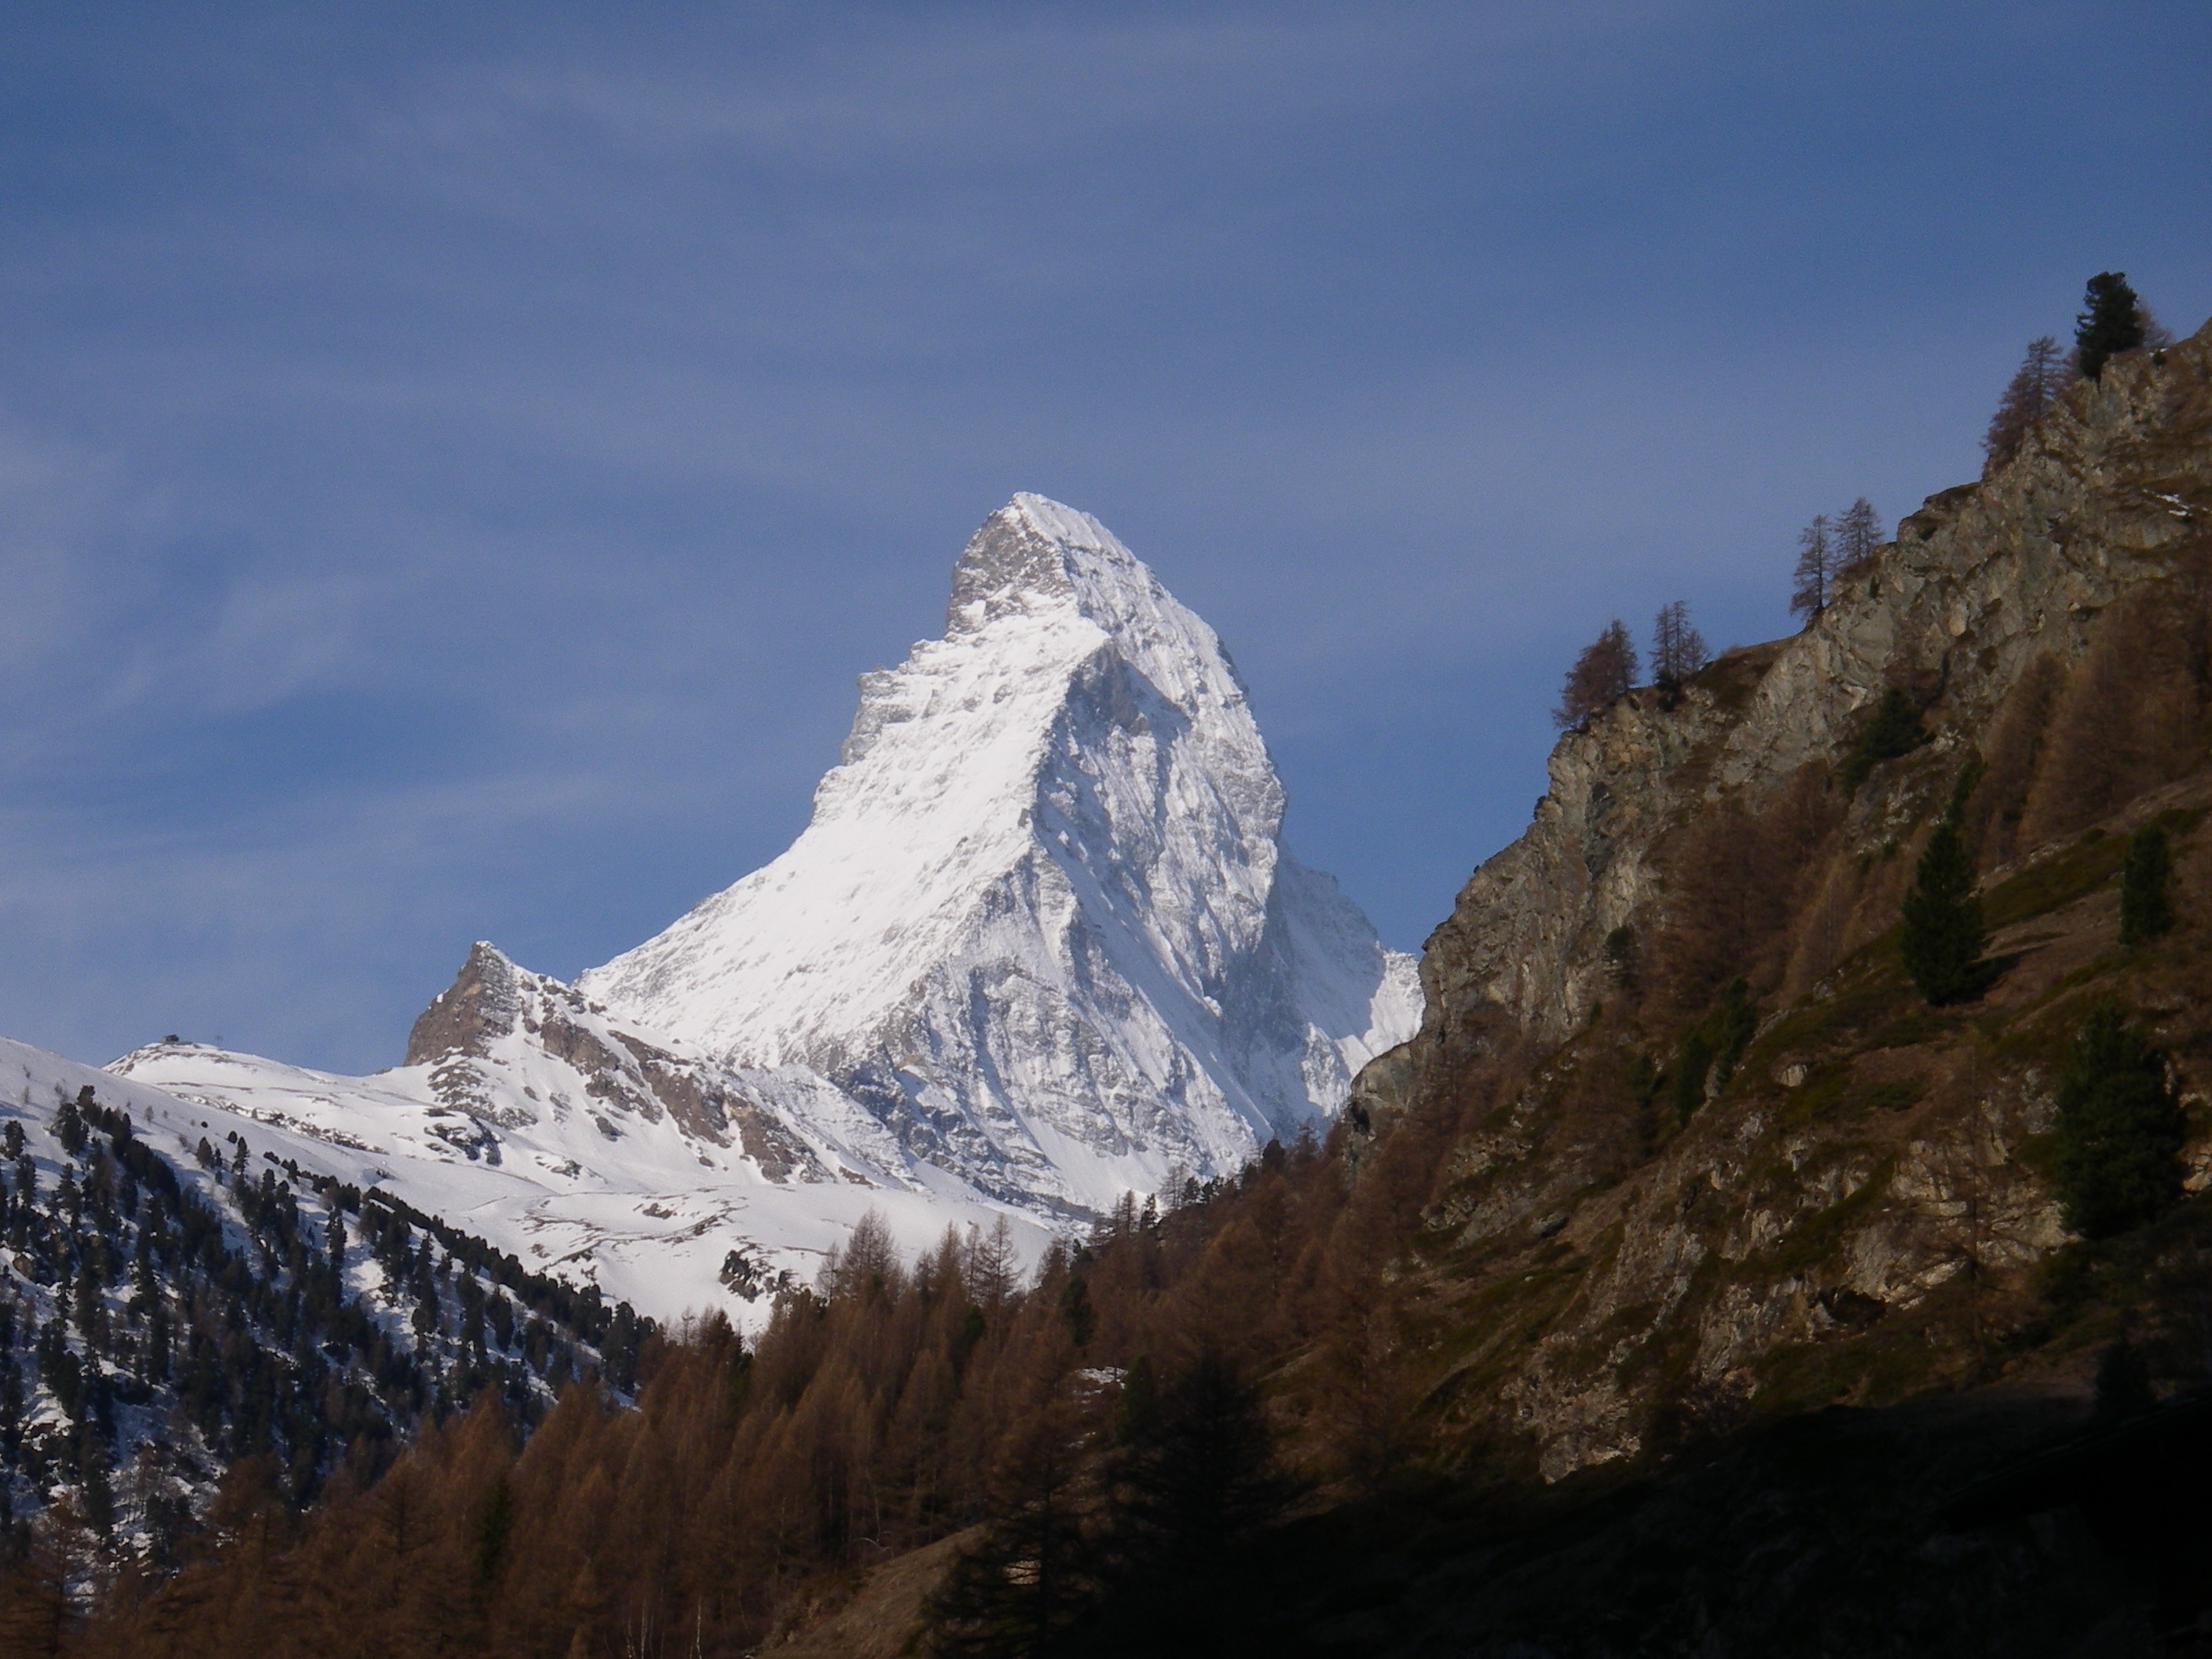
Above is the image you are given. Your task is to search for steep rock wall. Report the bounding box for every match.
[1420,324,2212,1057]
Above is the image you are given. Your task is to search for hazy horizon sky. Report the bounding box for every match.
[3,2,2209,1071]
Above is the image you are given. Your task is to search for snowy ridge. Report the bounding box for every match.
[101,976,1052,1326]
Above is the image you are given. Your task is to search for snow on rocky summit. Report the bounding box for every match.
[99,495,1420,1320]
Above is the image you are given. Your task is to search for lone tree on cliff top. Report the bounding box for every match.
[2075,272,2144,381]
[1790,514,1836,624]
[1555,620,1638,731]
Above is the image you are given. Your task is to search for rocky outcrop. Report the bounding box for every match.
[402,943,828,1182]
[404,939,526,1065]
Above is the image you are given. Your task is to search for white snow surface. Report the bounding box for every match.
[69,493,1417,1323]
[95,991,1053,1329]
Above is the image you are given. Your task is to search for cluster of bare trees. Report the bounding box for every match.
[1555,604,1710,730]
[1789,497,1883,625]
[1564,277,2188,732]
[1787,276,2183,634]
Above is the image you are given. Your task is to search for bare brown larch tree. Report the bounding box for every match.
[1555,619,1639,730]
[1652,600,1708,689]
[1789,514,1835,624]
[1981,336,2066,477]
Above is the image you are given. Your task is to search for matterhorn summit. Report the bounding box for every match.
[103,495,1417,1317]
[580,494,1419,1213]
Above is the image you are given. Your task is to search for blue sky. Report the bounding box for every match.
[2,1,2208,1071]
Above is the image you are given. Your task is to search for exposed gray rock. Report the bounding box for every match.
[404,939,525,1065]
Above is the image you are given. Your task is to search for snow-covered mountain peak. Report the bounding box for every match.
[940,493,1250,723]
[576,495,1418,1213]
[581,498,1291,1072]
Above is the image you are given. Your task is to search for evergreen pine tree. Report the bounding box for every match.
[1899,819,1991,1005]
[1602,924,1638,990]
[1671,1029,1716,1126]
[2051,1002,2183,1238]
[2075,271,2144,381]
[1839,687,1925,791]
[54,1096,86,1159]
[1057,1275,1093,1349]
[1709,979,1759,1087]
[1102,1354,1284,1571]
[2118,822,2174,947]
[1081,1354,1292,1656]
[925,1404,1102,1658]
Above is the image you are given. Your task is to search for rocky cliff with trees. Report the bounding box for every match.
[1390,298,2212,1482]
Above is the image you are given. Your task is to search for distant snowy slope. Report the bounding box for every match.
[0,1036,635,1539]
[102,969,1053,1326]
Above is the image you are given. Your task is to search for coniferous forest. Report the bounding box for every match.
[0,1087,645,1646]
[8,1117,1456,1657]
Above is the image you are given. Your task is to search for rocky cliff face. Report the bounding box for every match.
[405,939,822,1178]
[1420,331,2212,1058]
[1365,321,2212,1481]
